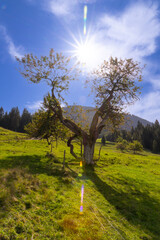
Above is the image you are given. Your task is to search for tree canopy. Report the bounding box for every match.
[17,49,143,164]
[25,107,68,151]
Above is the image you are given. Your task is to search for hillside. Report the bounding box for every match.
[64,105,152,131]
[0,127,160,239]
[123,114,153,130]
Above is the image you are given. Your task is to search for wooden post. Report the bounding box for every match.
[63,150,66,171]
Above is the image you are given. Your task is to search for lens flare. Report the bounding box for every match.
[84,5,87,35]
[80,184,84,214]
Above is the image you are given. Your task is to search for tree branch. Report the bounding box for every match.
[67,134,81,160]
[89,91,114,139]
[50,88,89,140]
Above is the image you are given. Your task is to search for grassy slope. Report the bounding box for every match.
[0,127,160,240]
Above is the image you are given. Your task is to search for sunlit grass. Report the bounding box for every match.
[0,127,160,239]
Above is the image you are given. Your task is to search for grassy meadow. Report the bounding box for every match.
[0,127,160,240]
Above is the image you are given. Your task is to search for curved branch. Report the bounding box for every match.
[50,89,89,139]
[63,119,87,137]
[90,68,128,138]
[67,134,81,160]
[89,93,113,139]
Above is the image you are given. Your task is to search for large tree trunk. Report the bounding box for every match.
[83,142,95,165]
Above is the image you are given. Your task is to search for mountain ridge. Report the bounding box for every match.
[64,105,152,132]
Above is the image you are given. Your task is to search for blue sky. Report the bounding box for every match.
[0,0,160,122]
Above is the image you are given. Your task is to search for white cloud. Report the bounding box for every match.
[127,91,160,122]
[0,25,24,60]
[43,0,97,17]
[90,2,160,66]
[26,100,43,111]
[43,0,78,17]
[147,76,160,90]
[79,0,97,3]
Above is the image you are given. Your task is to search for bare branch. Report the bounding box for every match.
[67,134,81,160]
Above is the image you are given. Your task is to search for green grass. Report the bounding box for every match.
[0,127,160,239]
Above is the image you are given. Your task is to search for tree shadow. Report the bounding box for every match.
[0,154,78,180]
[84,166,160,240]
[128,152,148,156]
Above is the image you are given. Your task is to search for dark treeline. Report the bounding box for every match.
[105,120,160,153]
[0,107,32,133]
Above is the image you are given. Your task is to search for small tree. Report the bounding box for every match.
[101,135,106,146]
[25,108,68,152]
[128,140,143,154]
[17,50,142,165]
[116,137,128,152]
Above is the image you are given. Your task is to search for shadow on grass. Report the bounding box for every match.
[128,152,148,156]
[84,166,160,240]
[0,154,78,180]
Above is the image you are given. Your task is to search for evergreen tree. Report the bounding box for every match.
[0,107,4,126]
[142,125,153,150]
[152,139,159,153]
[101,135,106,145]
[8,107,20,131]
[2,112,9,129]
[133,121,144,143]
[19,108,32,132]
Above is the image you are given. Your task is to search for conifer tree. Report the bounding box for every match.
[152,139,159,153]
[101,135,106,146]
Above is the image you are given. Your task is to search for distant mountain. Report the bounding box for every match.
[64,105,152,132]
[122,114,152,130]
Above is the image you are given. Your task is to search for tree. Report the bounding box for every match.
[141,124,153,150]
[2,112,9,129]
[0,107,4,126]
[106,129,120,142]
[64,105,90,157]
[116,137,128,152]
[8,107,20,131]
[101,135,106,146]
[17,50,142,165]
[129,140,143,154]
[132,121,144,143]
[25,108,68,152]
[152,139,159,153]
[19,108,32,132]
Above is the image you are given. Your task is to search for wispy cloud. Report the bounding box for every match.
[0,25,24,60]
[42,0,96,18]
[90,2,160,122]
[146,74,160,90]
[127,91,160,122]
[42,0,77,17]
[26,100,43,111]
[93,2,160,64]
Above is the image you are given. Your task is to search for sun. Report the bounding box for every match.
[70,35,100,70]
[75,40,95,65]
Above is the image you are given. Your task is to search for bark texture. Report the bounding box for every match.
[83,143,95,165]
